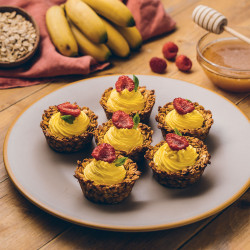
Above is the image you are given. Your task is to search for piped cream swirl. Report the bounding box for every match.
[153,143,198,172]
[107,89,145,113]
[104,126,143,152]
[84,159,126,185]
[49,111,90,137]
[165,109,204,130]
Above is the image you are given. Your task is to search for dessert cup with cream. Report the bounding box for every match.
[40,102,98,152]
[100,75,155,123]
[94,111,153,162]
[156,97,213,140]
[74,143,141,204]
[145,133,211,188]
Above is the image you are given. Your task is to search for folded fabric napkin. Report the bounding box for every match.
[0,0,175,89]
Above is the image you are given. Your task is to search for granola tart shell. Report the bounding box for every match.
[155,102,213,140]
[40,105,98,153]
[145,136,211,188]
[74,157,141,204]
[100,86,155,124]
[94,120,153,162]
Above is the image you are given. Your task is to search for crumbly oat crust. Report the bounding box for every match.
[155,102,213,140]
[145,136,211,188]
[94,120,153,162]
[100,86,155,123]
[40,105,98,152]
[74,156,141,204]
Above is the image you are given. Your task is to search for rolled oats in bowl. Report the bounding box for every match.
[0,6,40,67]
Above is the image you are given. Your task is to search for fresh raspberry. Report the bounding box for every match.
[112,110,134,129]
[149,57,167,74]
[173,97,195,114]
[176,55,192,72]
[166,133,189,151]
[115,75,135,92]
[162,42,178,60]
[91,143,116,163]
[57,102,81,117]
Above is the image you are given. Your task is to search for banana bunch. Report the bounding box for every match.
[45,0,142,62]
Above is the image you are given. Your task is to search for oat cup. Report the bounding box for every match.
[40,105,98,152]
[74,156,141,204]
[145,136,211,188]
[156,102,213,141]
[94,119,153,162]
[100,86,155,124]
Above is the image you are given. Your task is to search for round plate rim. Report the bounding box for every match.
[3,74,250,232]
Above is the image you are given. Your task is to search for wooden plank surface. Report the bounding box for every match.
[0,0,249,249]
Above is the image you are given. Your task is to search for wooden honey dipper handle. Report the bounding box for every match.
[192,5,250,44]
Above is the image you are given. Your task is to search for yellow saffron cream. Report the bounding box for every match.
[49,111,90,137]
[165,109,204,130]
[153,143,198,172]
[107,89,145,113]
[84,159,126,185]
[104,126,144,152]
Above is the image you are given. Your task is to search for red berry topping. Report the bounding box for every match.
[115,75,135,92]
[162,42,178,60]
[149,57,167,74]
[91,143,116,163]
[112,110,134,129]
[166,133,189,151]
[57,102,81,117]
[173,97,195,115]
[176,55,192,72]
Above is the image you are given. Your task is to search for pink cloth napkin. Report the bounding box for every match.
[0,0,175,89]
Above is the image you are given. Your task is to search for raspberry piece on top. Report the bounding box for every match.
[173,97,195,115]
[162,42,178,60]
[91,143,116,163]
[166,133,189,151]
[57,102,81,117]
[112,110,134,129]
[176,55,192,72]
[115,75,135,92]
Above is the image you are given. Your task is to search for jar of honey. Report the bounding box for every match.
[197,32,250,92]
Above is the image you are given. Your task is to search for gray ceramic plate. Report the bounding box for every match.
[4,75,250,232]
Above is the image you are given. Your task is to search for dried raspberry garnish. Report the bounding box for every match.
[173,97,195,115]
[166,133,189,151]
[91,143,116,163]
[176,55,192,72]
[57,102,81,117]
[115,75,135,92]
[112,110,134,129]
[149,57,167,74]
[162,42,179,60]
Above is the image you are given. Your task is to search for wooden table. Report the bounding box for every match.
[1,0,249,249]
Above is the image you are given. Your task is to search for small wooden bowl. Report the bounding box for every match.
[0,6,40,68]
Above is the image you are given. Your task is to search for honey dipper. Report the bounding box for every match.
[192,5,250,44]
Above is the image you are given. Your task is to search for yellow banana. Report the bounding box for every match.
[115,26,142,50]
[65,0,107,44]
[81,0,135,27]
[46,6,78,57]
[60,3,65,10]
[101,18,130,58]
[70,22,111,62]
